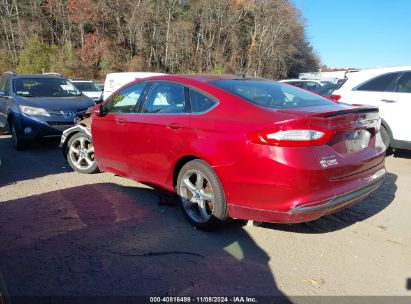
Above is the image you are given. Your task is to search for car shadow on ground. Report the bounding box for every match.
[261,172,398,234]
[0,183,292,302]
[0,135,70,187]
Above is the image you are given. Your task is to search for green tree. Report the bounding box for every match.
[17,37,51,74]
[50,44,80,78]
[286,41,320,78]
[4,0,320,78]
[0,56,14,72]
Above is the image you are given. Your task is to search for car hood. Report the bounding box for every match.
[81,91,102,99]
[17,96,95,111]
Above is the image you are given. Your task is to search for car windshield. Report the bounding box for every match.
[210,79,333,109]
[72,81,100,92]
[13,78,82,97]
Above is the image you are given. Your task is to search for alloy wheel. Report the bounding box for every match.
[179,169,216,224]
[69,136,95,170]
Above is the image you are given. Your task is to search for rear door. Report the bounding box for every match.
[389,71,411,142]
[92,83,147,176]
[127,81,190,186]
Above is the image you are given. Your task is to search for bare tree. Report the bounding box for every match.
[0,0,319,78]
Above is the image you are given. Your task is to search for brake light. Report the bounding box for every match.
[376,117,381,131]
[330,94,341,101]
[251,129,334,147]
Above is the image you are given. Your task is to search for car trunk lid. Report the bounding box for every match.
[283,105,385,180]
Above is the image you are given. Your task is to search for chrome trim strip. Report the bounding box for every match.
[291,169,385,214]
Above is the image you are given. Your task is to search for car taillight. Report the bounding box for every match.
[251,129,334,147]
[376,117,381,131]
[330,94,341,101]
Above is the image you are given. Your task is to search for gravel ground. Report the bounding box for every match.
[0,133,410,301]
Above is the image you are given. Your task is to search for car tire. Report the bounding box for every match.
[66,132,99,174]
[177,159,227,230]
[10,119,26,151]
[380,125,390,150]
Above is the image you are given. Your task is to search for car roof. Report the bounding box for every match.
[11,74,64,79]
[106,72,166,78]
[138,74,264,84]
[356,65,411,74]
[341,65,411,90]
[348,65,411,80]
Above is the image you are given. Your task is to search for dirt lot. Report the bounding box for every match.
[0,133,410,300]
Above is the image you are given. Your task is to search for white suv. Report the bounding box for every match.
[70,80,103,103]
[333,66,411,150]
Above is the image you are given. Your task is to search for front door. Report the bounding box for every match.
[127,82,190,187]
[92,82,147,176]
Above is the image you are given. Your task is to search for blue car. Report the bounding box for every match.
[0,72,95,150]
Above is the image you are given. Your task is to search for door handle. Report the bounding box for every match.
[381,99,397,103]
[116,118,126,124]
[166,123,182,130]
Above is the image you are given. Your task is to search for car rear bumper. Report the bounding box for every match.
[290,168,385,214]
[227,167,385,224]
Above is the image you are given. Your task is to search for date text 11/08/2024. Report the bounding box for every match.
[149,296,258,303]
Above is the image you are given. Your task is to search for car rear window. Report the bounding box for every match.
[210,79,332,109]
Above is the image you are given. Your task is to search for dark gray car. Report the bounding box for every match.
[0,72,95,150]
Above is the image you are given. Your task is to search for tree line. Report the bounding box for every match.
[0,0,320,79]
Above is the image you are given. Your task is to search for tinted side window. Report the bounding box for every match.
[395,72,411,93]
[189,89,217,113]
[105,83,146,114]
[143,82,187,114]
[357,72,400,92]
[0,76,4,90]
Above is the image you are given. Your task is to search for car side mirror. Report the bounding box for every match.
[95,95,104,104]
[0,89,7,97]
[99,104,105,116]
[93,104,105,117]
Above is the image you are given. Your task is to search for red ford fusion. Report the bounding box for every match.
[63,75,386,230]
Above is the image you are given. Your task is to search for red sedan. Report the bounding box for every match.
[67,75,386,230]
